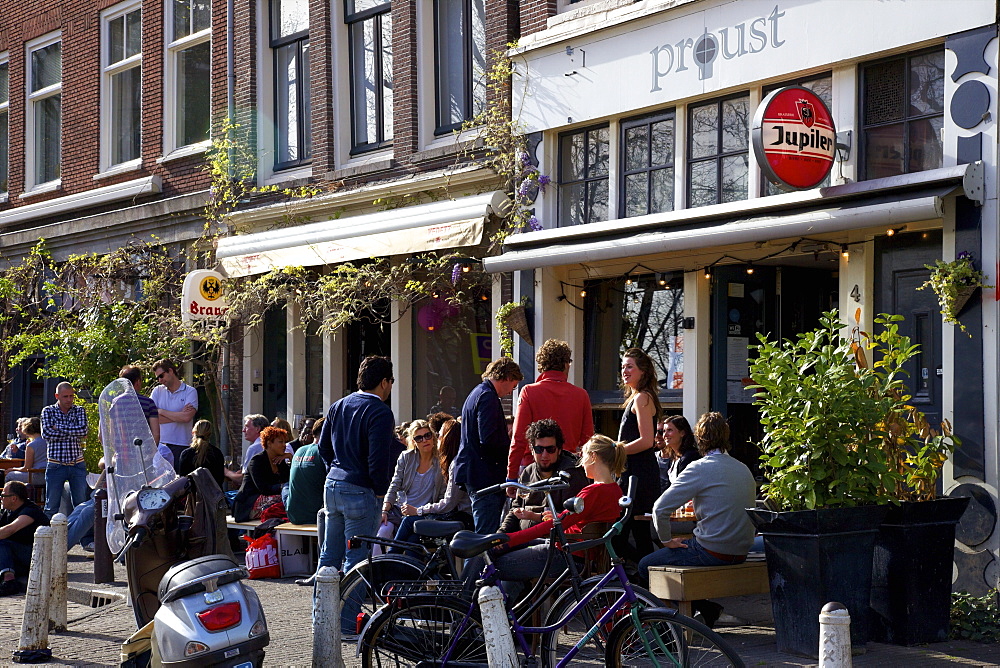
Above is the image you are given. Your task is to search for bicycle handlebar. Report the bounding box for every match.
[476,470,571,497]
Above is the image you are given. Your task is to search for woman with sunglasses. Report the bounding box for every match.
[381,420,446,531]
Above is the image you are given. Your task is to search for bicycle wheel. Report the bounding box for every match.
[605,608,745,668]
[340,554,425,635]
[541,578,664,667]
[360,599,487,668]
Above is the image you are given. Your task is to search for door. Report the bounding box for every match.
[874,230,943,429]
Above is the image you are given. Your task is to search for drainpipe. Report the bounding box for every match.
[220,0,236,461]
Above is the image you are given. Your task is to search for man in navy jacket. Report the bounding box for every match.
[455,357,523,534]
[316,356,396,572]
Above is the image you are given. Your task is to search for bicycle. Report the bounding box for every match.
[359,477,739,667]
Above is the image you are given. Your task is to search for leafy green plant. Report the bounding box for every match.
[495,298,527,357]
[918,252,992,336]
[749,310,910,511]
[951,589,1000,642]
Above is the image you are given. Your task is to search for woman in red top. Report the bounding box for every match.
[471,434,627,595]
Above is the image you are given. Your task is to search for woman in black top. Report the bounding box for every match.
[176,420,226,489]
[233,426,291,522]
[662,415,700,487]
[614,347,661,565]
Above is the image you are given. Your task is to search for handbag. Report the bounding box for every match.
[243,532,281,579]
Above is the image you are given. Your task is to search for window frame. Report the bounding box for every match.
[686,91,751,208]
[100,0,143,174]
[859,47,944,180]
[618,108,676,218]
[345,0,392,156]
[164,0,212,154]
[432,0,485,136]
[557,123,611,227]
[25,32,62,193]
[0,53,9,197]
[270,0,311,170]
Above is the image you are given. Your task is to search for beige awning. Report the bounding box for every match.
[218,191,508,277]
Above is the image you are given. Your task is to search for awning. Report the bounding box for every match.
[218,191,510,277]
[484,163,982,273]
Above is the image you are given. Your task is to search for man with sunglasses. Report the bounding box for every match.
[500,419,588,533]
[150,359,199,466]
[0,481,49,595]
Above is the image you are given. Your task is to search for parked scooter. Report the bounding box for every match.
[99,379,269,667]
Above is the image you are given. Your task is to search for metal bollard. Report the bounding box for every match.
[93,488,113,584]
[311,566,342,668]
[49,513,68,631]
[12,526,54,663]
[479,585,517,667]
[819,601,852,668]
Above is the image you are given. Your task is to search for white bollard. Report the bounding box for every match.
[479,585,517,667]
[49,513,68,631]
[311,566,342,668]
[12,526,54,663]
[819,601,852,668]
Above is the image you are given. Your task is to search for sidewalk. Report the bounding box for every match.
[0,548,996,667]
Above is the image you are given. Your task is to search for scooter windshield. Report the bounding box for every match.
[99,378,177,552]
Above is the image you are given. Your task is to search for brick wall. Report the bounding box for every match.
[519,0,557,37]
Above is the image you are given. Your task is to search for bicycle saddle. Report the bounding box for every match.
[413,520,465,538]
[448,530,510,559]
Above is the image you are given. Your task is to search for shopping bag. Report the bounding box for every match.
[372,520,395,557]
[243,532,281,579]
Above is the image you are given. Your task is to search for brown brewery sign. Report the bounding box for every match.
[751,86,836,191]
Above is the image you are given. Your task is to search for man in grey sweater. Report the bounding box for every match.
[639,412,756,626]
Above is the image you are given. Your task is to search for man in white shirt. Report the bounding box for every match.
[150,359,198,465]
[223,414,269,486]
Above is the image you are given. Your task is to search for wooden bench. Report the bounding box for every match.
[647,560,769,618]
[225,516,261,532]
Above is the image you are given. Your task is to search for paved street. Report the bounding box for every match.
[0,548,997,667]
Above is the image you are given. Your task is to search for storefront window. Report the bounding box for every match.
[861,49,944,179]
[583,273,684,406]
[411,289,492,420]
[558,124,609,226]
[620,109,675,217]
[688,93,749,207]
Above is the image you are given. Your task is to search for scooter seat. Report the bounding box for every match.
[413,520,465,538]
[158,554,247,603]
[448,531,509,560]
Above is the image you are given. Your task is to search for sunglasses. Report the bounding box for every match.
[413,433,435,443]
[0,493,16,498]
[156,372,167,380]
[532,445,559,454]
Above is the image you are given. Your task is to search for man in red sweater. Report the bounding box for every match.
[506,339,594,491]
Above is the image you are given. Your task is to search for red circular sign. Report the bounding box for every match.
[752,86,837,191]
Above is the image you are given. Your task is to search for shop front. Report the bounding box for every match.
[487,0,998,593]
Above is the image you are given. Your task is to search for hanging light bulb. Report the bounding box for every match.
[704,267,712,279]
[625,276,633,286]
[746,262,755,275]
[841,245,850,260]
[461,261,472,273]
[886,228,896,237]
[658,273,668,287]
[579,289,587,298]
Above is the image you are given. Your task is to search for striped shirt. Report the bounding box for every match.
[39,403,88,465]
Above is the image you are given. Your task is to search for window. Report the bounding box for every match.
[271,0,310,169]
[620,110,675,217]
[558,125,609,226]
[167,0,211,150]
[103,3,142,169]
[862,49,944,179]
[0,56,8,194]
[433,0,486,134]
[27,35,61,188]
[346,0,392,154]
[762,73,832,195]
[687,93,750,208]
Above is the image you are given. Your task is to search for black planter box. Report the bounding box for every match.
[748,505,890,658]
[870,496,971,645]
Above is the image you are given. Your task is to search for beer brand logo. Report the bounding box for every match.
[199,276,222,301]
[797,99,814,128]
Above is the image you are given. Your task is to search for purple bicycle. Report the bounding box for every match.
[358,477,744,667]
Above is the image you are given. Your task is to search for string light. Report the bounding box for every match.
[658,273,668,286]
[579,289,587,298]
[886,228,896,237]
[704,268,712,279]
[746,262,755,275]
[841,245,850,260]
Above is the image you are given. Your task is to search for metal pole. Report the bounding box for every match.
[479,585,517,667]
[48,513,67,631]
[311,566,341,667]
[93,488,114,584]
[819,601,852,668]
[13,526,53,663]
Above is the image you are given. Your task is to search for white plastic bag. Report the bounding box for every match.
[372,520,395,556]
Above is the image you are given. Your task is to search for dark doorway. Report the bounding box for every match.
[262,307,288,420]
[710,263,838,474]
[874,230,944,432]
[344,301,391,398]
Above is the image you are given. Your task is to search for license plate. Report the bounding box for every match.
[233,662,252,668]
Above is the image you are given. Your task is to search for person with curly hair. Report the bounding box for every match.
[232,426,292,522]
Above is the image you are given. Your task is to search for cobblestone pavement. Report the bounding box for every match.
[0,549,996,667]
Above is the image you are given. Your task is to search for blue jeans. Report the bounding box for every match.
[469,492,506,535]
[637,537,737,579]
[44,462,89,518]
[317,480,378,573]
[0,539,35,576]
[67,496,96,549]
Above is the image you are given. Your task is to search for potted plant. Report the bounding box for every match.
[747,310,911,657]
[860,317,969,645]
[496,297,532,356]
[918,251,992,336]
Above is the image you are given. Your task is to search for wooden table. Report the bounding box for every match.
[0,459,24,470]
